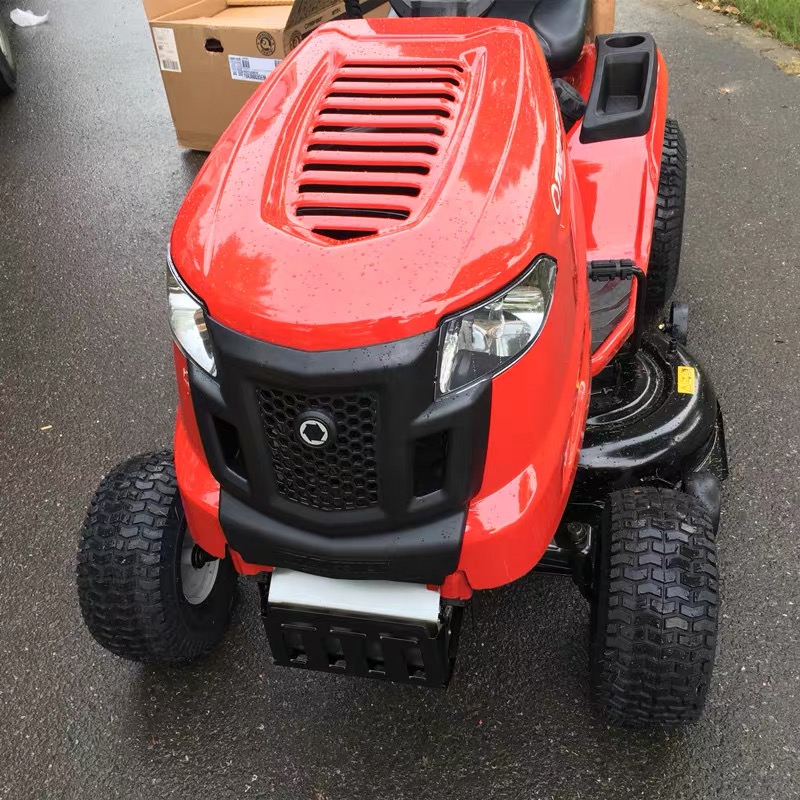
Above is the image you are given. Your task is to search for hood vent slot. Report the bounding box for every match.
[307,143,438,155]
[303,162,429,175]
[291,61,463,243]
[313,124,446,135]
[299,183,421,197]
[319,107,451,117]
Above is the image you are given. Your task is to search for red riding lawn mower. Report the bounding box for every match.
[78,0,728,727]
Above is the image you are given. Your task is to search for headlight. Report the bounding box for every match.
[436,256,556,396]
[167,259,217,376]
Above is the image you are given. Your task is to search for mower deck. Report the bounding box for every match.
[537,327,727,591]
[578,329,727,496]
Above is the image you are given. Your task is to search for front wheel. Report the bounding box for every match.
[77,451,237,665]
[590,486,719,727]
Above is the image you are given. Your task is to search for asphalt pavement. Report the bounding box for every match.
[1,0,799,797]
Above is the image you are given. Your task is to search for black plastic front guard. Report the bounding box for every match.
[259,583,462,688]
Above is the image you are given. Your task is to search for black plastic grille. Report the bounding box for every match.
[256,387,379,511]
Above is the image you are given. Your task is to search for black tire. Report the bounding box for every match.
[645,119,687,318]
[0,20,17,95]
[591,486,718,727]
[77,451,237,665]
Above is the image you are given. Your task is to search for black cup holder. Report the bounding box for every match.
[605,34,647,49]
[580,33,658,144]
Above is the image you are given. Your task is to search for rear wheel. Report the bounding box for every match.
[0,20,17,94]
[591,486,718,727]
[77,451,237,665]
[645,119,687,318]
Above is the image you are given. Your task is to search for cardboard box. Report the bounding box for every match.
[589,0,615,36]
[144,0,389,150]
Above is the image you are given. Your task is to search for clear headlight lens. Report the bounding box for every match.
[167,260,216,376]
[436,256,557,396]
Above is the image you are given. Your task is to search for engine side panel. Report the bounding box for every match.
[566,48,669,374]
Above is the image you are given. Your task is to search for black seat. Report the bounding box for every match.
[487,0,591,76]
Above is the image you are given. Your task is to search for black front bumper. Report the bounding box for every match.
[220,490,465,582]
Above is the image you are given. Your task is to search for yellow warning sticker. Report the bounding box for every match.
[677,366,697,395]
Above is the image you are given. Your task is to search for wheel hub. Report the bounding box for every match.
[180,528,219,605]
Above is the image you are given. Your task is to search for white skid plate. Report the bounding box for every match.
[268,569,441,628]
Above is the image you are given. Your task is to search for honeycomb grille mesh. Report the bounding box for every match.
[256,387,379,511]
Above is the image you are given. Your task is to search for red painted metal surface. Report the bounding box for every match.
[566,51,669,375]
[456,240,591,590]
[170,20,671,592]
[170,17,562,351]
[439,571,473,601]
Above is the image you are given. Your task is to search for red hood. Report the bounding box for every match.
[170,17,563,350]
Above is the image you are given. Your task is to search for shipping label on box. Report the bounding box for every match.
[228,54,281,82]
[152,26,182,72]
